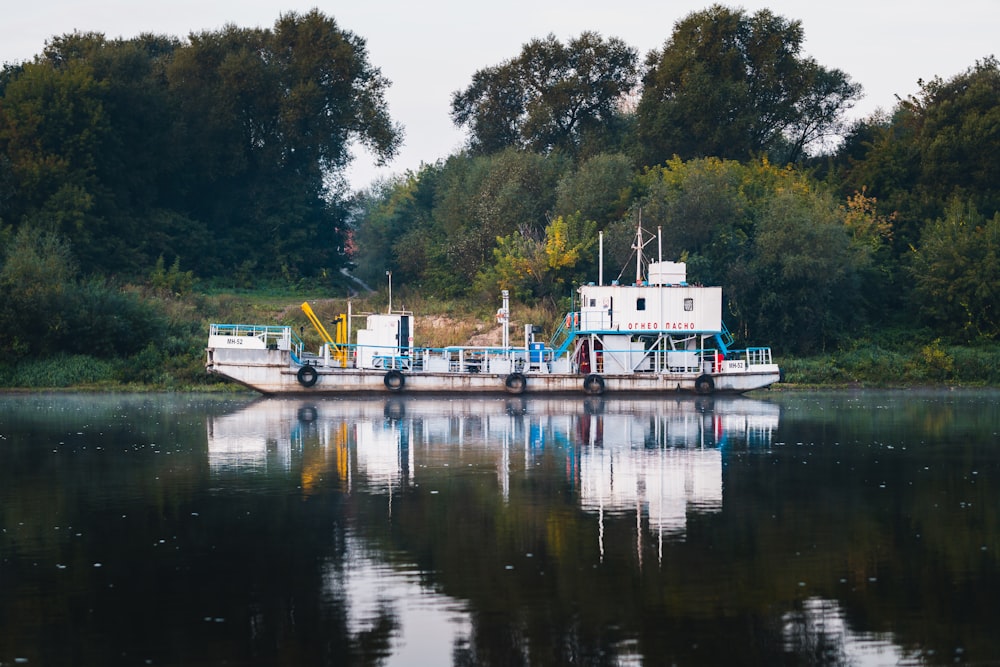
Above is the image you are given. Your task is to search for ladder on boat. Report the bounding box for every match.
[549,313,578,357]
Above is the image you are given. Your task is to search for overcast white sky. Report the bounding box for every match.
[2,1,996,190]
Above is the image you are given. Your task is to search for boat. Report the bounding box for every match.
[206,225,781,395]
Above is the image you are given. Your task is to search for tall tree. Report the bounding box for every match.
[0,51,113,271]
[909,200,1000,341]
[451,32,638,158]
[0,11,401,280]
[838,56,1000,253]
[636,5,861,166]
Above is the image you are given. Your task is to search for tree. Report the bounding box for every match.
[909,200,1000,341]
[554,152,635,227]
[0,226,76,359]
[914,58,1000,215]
[165,11,401,278]
[431,149,569,293]
[635,158,873,352]
[350,170,438,288]
[0,11,402,281]
[451,32,638,158]
[479,212,597,302]
[0,54,111,270]
[840,57,1000,240]
[636,5,861,166]
[730,187,868,353]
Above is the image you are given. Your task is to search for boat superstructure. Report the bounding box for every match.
[207,226,781,395]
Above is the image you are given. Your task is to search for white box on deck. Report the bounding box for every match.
[648,261,687,285]
[356,313,412,369]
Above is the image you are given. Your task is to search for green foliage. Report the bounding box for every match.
[736,186,868,353]
[835,57,1000,259]
[911,339,954,382]
[353,150,570,297]
[0,11,401,280]
[0,226,76,359]
[148,255,195,296]
[636,5,861,166]
[0,226,172,363]
[59,279,169,357]
[479,212,597,301]
[637,157,755,284]
[0,354,118,388]
[554,153,635,226]
[635,158,872,353]
[909,200,1000,341]
[781,341,1000,386]
[451,32,638,158]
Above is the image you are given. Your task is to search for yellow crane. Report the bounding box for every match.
[300,302,349,366]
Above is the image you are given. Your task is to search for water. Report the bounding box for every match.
[1,390,998,666]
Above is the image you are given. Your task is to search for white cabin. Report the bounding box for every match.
[578,261,723,334]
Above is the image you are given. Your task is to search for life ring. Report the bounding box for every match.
[695,374,715,395]
[297,365,318,387]
[583,373,605,395]
[504,372,526,394]
[384,369,405,392]
[383,399,405,420]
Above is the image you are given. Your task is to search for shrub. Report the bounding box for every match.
[2,355,118,388]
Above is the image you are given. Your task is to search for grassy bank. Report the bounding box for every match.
[1,289,997,391]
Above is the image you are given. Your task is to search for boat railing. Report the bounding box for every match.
[744,347,773,367]
[209,323,304,358]
[590,343,772,375]
[216,328,774,377]
[344,343,537,374]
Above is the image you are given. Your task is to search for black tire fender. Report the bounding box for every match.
[583,373,605,395]
[504,372,526,394]
[384,369,405,392]
[297,365,318,387]
[695,374,715,395]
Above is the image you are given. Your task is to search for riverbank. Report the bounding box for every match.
[3,342,997,393]
[1,290,997,391]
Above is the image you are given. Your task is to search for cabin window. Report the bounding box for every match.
[636,298,646,311]
[684,298,694,312]
[589,298,596,307]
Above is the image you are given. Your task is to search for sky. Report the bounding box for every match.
[2,0,996,191]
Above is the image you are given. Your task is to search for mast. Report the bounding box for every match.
[635,218,643,285]
[599,231,604,286]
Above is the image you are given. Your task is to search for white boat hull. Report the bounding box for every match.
[207,347,780,396]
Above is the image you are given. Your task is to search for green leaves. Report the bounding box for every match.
[636,5,861,165]
[910,200,1000,341]
[482,212,597,301]
[451,32,638,158]
[0,11,402,281]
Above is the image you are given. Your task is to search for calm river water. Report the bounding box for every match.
[1,390,998,666]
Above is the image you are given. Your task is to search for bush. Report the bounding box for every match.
[0,355,119,388]
[59,279,169,358]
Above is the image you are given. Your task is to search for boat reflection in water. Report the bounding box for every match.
[206,395,779,546]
